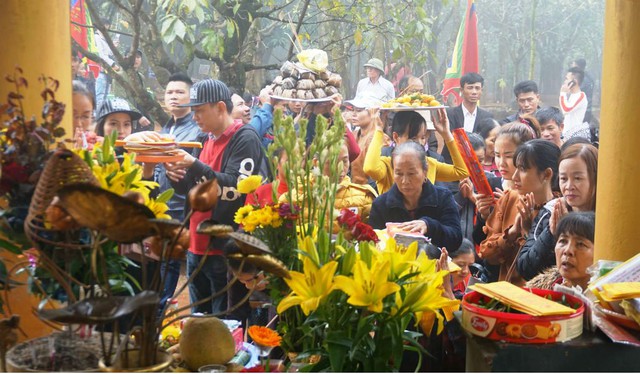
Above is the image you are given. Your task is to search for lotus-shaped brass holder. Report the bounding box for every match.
[29,181,291,370]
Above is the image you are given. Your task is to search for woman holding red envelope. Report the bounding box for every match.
[472,123,537,285]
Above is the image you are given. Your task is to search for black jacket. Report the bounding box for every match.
[369,181,462,251]
[442,105,494,164]
[516,199,558,280]
[171,125,266,249]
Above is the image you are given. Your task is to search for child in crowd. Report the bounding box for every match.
[450,239,477,300]
[474,118,501,177]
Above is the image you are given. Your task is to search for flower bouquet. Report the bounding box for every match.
[232,110,460,371]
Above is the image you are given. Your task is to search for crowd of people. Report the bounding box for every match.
[71,45,600,368]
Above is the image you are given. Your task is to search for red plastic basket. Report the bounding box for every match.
[461,288,584,344]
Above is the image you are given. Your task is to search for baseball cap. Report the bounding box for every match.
[179,79,231,107]
[97,97,142,123]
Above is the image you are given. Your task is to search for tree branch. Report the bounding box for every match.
[243,63,280,72]
[110,0,134,16]
[193,49,225,68]
[85,0,126,64]
[287,0,312,59]
[254,0,298,18]
[70,20,134,37]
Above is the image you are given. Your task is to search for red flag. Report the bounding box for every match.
[441,0,479,105]
[70,0,100,79]
[70,0,89,50]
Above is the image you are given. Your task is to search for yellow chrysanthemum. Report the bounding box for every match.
[234,205,254,225]
[242,213,260,233]
[237,175,263,194]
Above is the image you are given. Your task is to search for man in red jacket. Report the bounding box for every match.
[166,79,265,314]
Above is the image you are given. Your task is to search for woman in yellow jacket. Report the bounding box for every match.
[363,107,469,194]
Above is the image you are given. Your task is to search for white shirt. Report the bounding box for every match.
[559,92,588,139]
[355,76,396,102]
[462,105,478,133]
[95,31,115,67]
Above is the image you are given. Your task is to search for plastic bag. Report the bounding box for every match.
[296,49,328,73]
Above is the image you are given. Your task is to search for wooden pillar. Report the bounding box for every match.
[0,0,73,138]
[594,0,640,262]
[0,0,71,341]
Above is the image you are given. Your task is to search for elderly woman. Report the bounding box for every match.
[368,141,462,250]
[526,211,595,291]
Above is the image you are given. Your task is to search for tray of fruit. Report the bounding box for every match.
[461,288,584,344]
[380,93,446,110]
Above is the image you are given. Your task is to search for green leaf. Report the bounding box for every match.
[325,330,351,372]
[156,188,174,204]
[161,15,178,44]
[339,245,356,275]
[194,5,205,23]
[173,19,187,40]
[160,15,177,35]
[226,20,236,38]
[182,0,196,12]
[123,169,138,188]
[354,28,363,46]
[0,236,22,254]
[232,3,240,15]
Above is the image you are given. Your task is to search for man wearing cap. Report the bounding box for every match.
[166,79,266,314]
[355,58,396,102]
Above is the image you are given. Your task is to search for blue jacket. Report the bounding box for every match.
[249,103,275,148]
[154,112,203,221]
[369,181,462,251]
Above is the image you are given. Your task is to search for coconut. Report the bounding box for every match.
[180,317,236,370]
